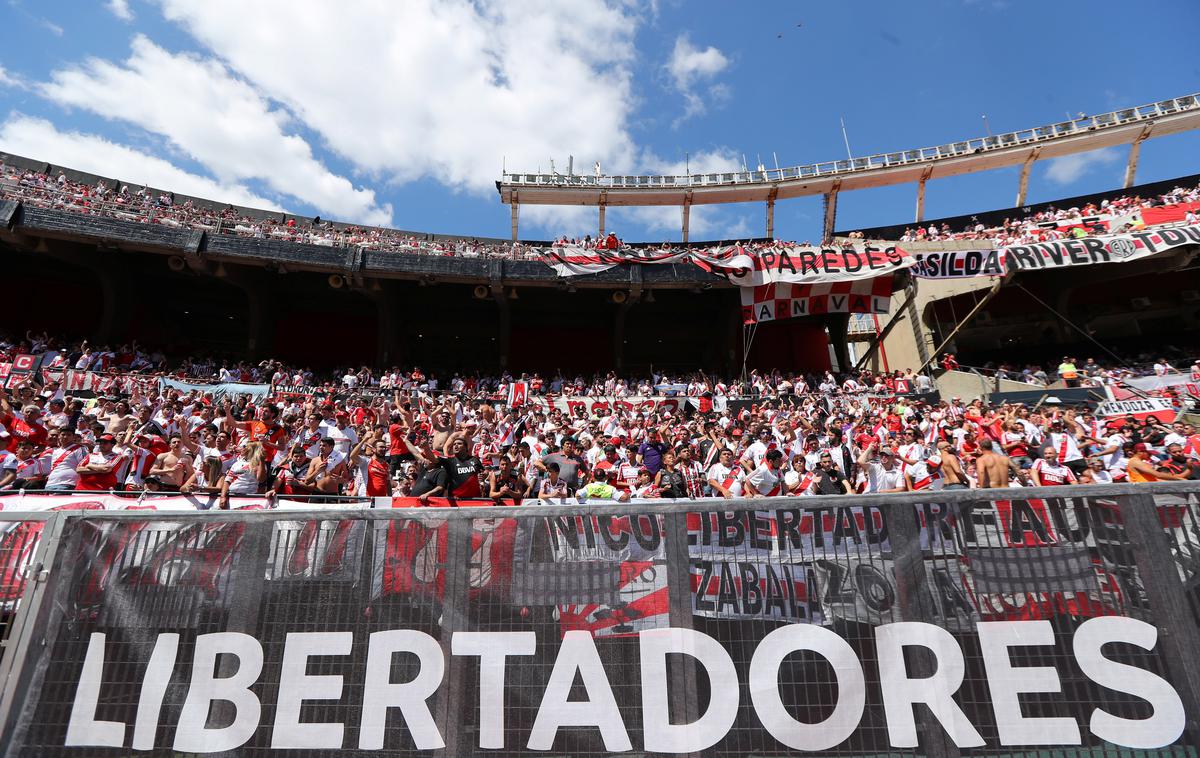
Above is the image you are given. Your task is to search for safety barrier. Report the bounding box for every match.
[0,481,1198,755]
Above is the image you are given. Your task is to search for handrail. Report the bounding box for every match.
[501,94,1200,188]
[0,480,1196,521]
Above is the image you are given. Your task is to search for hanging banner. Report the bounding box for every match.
[740,278,893,324]
[1095,397,1180,421]
[914,223,1200,279]
[541,245,690,276]
[540,242,914,285]
[911,249,1007,279]
[698,244,912,286]
[158,376,272,399]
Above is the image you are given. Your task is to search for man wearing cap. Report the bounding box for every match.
[76,434,126,491]
[856,442,905,494]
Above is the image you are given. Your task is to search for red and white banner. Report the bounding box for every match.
[506,381,529,408]
[0,365,159,396]
[541,246,690,276]
[740,278,893,324]
[540,242,914,286]
[696,244,912,286]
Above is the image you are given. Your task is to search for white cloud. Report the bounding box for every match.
[0,114,280,209]
[40,19,64,36]
[156,0,644,200]
[665,34,730,125]
[1044,147,1120,185]
[0,66,23,89]
[106,0,134,21]
[39,35,391,225]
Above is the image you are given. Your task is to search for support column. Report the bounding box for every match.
[1015,147,1041,207]
[489,290,508,369]
[510,192,519,242]
[598,191,607,238]
[613,300,631,372]
[821,180,841,242]
[765,187,778,240]
[366,280,400,367]
[681,191,692,244]
[1124,124,1153,188]
[915,165,933,223]
[826,314,850,372]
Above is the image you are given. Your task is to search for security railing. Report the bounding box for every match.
[0,481,1199,755]
[502,94,1200,190]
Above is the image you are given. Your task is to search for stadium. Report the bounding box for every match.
[2,5,1200,756]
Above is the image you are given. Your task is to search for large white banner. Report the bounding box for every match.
[913,223,1200,279]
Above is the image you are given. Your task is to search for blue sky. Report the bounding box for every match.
[1,0,1198,243]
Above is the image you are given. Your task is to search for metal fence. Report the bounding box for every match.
[1,482,1199,756]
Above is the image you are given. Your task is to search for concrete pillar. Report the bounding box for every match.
[681,202,691,244]
[1015,147,1041,207]
[366,280,400,367]
[613,300,631,371]
[826,314,851,371]
[510,193,519,242]
[765,188,778,240]
[915,166,933,222]
[492,291,511,369]
[598,202,606,238]
[821,181,841,242]
[1124,123,1154,189]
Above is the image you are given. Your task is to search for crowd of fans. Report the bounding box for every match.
[5,161,1197,262]
[3,331,1199,505]
[0,164,531,259]
[893,180,1200,246]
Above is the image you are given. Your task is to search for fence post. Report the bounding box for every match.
[663,510,700,744]
[0,512,76,754]
[1117,492,1200,740]
[435,515,473,758]
[888,500,961,758]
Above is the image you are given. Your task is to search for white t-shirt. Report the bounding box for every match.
[320,423,358,456]
[1102,434,1127,474]
[705,462,744,496]
[745,463,783,496]
[45,445,88,488]
[865,461,904,493]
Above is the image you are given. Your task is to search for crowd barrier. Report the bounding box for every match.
[0,482,1199,756]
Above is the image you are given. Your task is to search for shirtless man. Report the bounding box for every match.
[148,433,194,491]
[937,440,970,489]
[974,439,1013,488]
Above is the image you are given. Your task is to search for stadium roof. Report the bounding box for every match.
[497,94,1200,209]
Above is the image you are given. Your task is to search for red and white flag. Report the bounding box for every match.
[506,381,529,408]
[740,277,893,324]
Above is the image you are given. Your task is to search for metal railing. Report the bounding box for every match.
[502,94,1200,189]
[0,481,1199,755]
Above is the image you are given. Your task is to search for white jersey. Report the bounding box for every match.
[224,458,261,494]
[1047,432,1084,463]
[745,463,783,496]
[45,445,88,489]
[1032,458,1076,486]
[705,462,744,496]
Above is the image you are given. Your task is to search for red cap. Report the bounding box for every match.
[97,433,116,443]
[1132,442,1149,453]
